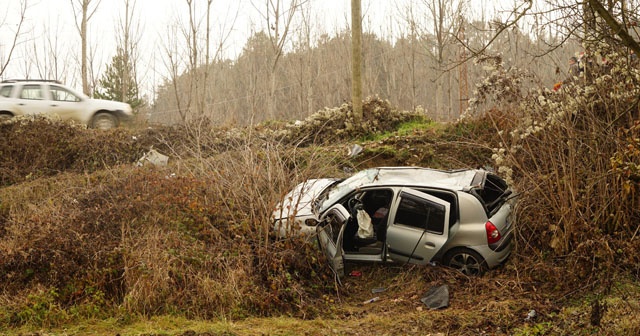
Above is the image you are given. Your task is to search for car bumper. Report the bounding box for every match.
[489,226,514,253]
[473,231,514,269]
[273,215,318,237]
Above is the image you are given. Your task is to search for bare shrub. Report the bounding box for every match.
[0,141,339,326]
[474,47,640,284]
[281,96,427,146]
[0,116,171,186]
[2,100,430,324]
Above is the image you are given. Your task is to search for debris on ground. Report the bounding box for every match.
[420,284,450,309]
[137,148,169,166]
[363,297,380,304]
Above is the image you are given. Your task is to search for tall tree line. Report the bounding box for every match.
[3,0,598,126]
[150,22,578,126]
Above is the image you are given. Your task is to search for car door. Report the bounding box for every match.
[386,188,450,265]
[316,204,350,279]
[48,84,87,122]
[14,84,51,116]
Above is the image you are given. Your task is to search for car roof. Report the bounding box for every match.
[355,167,485,191]
[1,79,62,84]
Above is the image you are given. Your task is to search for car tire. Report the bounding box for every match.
[443,248,488,276]
[92,112,118,130]
[0,113,12,123]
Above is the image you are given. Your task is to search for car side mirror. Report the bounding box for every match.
[304,218,319,227]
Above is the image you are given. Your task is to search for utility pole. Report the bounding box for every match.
[458,15,469,116]
[351,0,363,122]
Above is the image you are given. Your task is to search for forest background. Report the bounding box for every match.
[1,0,583,125]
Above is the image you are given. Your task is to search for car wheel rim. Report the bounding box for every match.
[449,253,481,276]
[95,116,115,130]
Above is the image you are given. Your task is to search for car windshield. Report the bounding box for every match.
[317,168,381,213]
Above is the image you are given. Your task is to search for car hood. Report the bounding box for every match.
[273,178,338,220]
[91,99,133,114]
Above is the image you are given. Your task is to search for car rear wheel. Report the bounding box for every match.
[443,248,488,276]
[92,112,118,130]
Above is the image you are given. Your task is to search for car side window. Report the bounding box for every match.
[0,85,13,97]
[19,85,44,100]
[50,85,81,102]
[419,189,458,227]
[394,193,446,234]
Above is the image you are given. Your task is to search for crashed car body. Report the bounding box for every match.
[273,167,515,276]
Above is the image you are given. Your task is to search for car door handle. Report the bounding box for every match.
[51,104,58,107]
[424,242,436,249]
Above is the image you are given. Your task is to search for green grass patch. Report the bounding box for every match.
[362,117,438,142]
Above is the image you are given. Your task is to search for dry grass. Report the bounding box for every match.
[1,92,640,334]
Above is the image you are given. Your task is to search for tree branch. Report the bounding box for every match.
[587,0,640,55]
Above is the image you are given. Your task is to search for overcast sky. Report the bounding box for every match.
[0,0,514,97]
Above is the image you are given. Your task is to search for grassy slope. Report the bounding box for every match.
[1,107,639,335]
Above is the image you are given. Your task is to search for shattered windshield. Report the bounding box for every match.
[317,168,380,214]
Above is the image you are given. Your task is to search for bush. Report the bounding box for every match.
[281,96,427,146]
[474,48,640,284]
[0,142,339,327]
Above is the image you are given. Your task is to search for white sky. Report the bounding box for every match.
[0,0,515,98]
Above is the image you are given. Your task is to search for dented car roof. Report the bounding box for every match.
[345,167,484,190]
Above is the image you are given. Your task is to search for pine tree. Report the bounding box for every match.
[94,48,143,110]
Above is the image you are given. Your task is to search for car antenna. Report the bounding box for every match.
[406,211,430,264]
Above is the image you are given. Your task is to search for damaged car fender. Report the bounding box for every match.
[316,204,350,278]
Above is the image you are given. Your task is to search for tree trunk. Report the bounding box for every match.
[351,0,363,122]
[81,1,89,95]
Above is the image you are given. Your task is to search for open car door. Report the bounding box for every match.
[386,188,450,265]
[316,204,350,279]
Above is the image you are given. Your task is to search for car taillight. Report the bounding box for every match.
[485,221,502,244]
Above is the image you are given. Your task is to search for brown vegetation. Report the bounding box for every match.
[1,90,639,334]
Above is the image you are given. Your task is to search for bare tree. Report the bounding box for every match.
[70,0,102,95]
[115,0,143,106]
[586,0,640,54]
[0,0,29,78]
[160,23,187,123]
[30,20,70,82]
[396,3,425,110]
[418,0,464,119]
[252,0,308,120]
[156,0,237,124]
[290,1,318,118]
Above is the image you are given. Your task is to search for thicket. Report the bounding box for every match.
[474,45,640,292]
[0,99,434,328]
[2,64,640,330]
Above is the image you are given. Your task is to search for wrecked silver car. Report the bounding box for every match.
[274,167,515,276]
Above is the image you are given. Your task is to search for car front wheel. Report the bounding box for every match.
[443,248,488,276]
[91,112,119,130]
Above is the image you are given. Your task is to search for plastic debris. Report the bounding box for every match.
[342,166,355,173]
[371,287,386,294]
[349,270,362,277]
[363,297,380,304]
[136,148,169,167]
[347,144,363,158]
[420,284,450,309]
[525,309,537,321]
